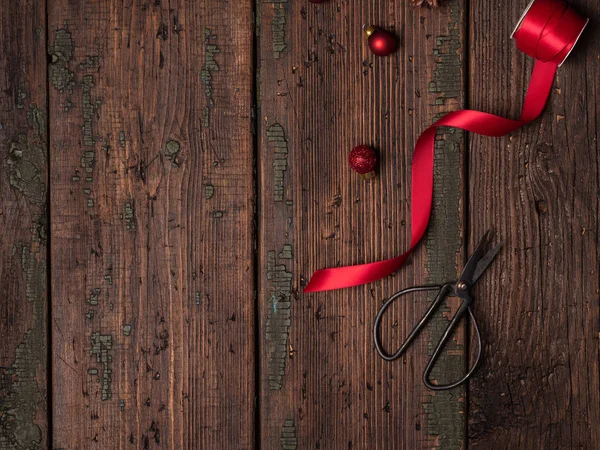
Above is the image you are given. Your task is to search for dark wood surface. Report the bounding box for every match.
[468,1,600,448]
[0,0,598,449]
[0,0,49,448]
[47,1,255,448]
[257,1,466,449]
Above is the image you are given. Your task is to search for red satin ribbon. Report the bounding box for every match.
[305,0,587,293]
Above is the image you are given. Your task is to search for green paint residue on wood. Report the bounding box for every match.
[123,201,137,231]
[279,244,292,259]
[63,98,73,113]
[79,55,100,71]
[87,288,101,306]
[80,150,95,178]
[82,75,96,147]
[424,1,465,449]
[201,29,220,128]
[165,139,181,168]
[267,124,288,202]
[0,242,47,449]
[266,247,293,390]
[268,1,287,58]
[48,22,75,93]
[255,0,262,37]
[7,135,46,206]
[205,184,215,199]
[7,105,46,207]
[16,87,28,110]
[430,36,461,103]
[104,264,113,286]
[0,109,47,449]
[26,105,45,138]
[280,419,297,449]
[90,332,113,401]
[79,72,98,219]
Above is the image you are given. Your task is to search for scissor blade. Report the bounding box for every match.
[470,241,502,285]
[458,230,492,283]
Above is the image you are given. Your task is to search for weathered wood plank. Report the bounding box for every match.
[0,1,48,448]
[48,1,256,448]
[468,0,600,448]
[257,1,466,448]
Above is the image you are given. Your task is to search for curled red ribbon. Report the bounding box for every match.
[305,0,588,293]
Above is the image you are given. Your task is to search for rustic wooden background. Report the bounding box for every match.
[0,0,598,448]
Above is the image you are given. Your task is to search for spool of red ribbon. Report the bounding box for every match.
[305,0,588,293]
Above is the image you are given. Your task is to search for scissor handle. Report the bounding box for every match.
[423,297,483,391]
[373,283,450,362]
[373,284,483,391]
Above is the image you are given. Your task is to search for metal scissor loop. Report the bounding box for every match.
[373,230,501,391]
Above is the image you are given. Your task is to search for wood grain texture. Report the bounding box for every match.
[48,1,255,448]
[468,0,600,448]
[257,1,466,448]
[4,0,599,447]
[0,1,48,448]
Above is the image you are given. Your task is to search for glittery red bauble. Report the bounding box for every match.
[349,146,377,175]
[368,29,397,56]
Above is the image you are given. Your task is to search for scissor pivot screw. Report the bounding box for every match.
[457,281,468,291]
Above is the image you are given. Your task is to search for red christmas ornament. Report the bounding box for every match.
[349,145,377,180]
[364,25,397,56]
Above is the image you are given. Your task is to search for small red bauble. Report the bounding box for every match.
[349,145,377,180]
[364,25,397,57]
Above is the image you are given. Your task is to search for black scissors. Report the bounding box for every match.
[373,230,502,390]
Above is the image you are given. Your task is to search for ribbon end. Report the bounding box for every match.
[303,270,331,293]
